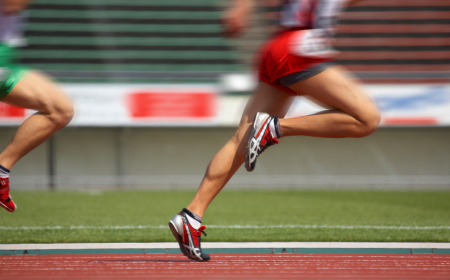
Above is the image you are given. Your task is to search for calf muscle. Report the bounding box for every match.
[0,71,73,169]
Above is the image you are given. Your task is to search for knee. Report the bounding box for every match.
[355,108,381,138]
[47,98,74,128]
[55,100,74,128]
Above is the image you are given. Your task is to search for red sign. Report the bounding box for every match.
[0,103,25,118]
[127,91,216,119]
[384,117,438,125]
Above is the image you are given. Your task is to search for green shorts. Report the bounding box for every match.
[0,44,27,100]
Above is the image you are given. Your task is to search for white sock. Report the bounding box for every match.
[269,119,278,139]
[0,165,10,179]
[182,208,202,230]
[186,215,201,230]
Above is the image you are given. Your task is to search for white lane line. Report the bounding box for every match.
[0,225,450,230]
[1,242,450,250]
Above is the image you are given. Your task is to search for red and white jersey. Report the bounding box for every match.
[279,0,346,35]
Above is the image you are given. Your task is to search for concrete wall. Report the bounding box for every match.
[1,126,450,189]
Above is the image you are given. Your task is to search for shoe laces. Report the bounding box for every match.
[197,225,207,237]
[260,130,279,153]
[0,193,11,203]
[195,226,207,252]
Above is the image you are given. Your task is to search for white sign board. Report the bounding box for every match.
[1,84,450,127]
[286,84,450,126]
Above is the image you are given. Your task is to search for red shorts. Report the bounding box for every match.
[257,29,333,94]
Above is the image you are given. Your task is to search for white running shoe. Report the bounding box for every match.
[169,210,210,262]
[245,112,279,172]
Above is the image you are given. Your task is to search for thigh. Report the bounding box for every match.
[235,82,296,139]
[289,66,379,123]
[1,70,70,113]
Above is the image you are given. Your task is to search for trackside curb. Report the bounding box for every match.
[1,242,450,255]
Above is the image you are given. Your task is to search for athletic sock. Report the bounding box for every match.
[269,117,282,139]
[182,208,202,230]
[0,165,9,179]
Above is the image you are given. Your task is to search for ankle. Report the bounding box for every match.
[269,117,282,139]
[0,164,10,178]
[183,208,203,230]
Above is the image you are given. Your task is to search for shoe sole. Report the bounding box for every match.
[168,220,193,260]
[245,112,262,172]
[0,200,15,212]
[244,144,253,172]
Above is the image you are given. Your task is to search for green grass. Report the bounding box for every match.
[1,190,449,243]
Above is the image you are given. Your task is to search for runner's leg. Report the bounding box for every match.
[186,66,379,217]
[186,82,295,217]
[0,71,73,169]
[280,66,380,138]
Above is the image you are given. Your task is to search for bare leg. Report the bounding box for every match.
[280,66,380,138]
[187,83,295,217]
[0,71,73,169]
[186,66,380,218]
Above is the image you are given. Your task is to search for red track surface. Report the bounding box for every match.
[1,254,449,280]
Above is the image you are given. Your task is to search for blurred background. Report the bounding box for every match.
[0,0,449,190]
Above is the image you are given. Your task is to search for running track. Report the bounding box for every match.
[1,253,449,279]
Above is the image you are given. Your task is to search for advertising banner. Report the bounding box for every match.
[0,84,219,126]
[287,84,450,126]
[1,84,450,127]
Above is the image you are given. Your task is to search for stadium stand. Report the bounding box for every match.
[18,0,450,85]
[19,0,241,84]
[336,0,450,83]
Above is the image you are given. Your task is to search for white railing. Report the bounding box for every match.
[9,175,450,190]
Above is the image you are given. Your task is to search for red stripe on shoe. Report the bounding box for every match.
[183,221,189,244]
[255,118,269,138]
[188,223,200,247]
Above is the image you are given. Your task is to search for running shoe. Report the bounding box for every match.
[0,178,16,212]
[245,112,279,172]
[169,211,210,262]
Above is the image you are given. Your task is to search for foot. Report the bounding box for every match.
[169,211,210,262]
[245,112,279,172]
[0,178,17,212]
